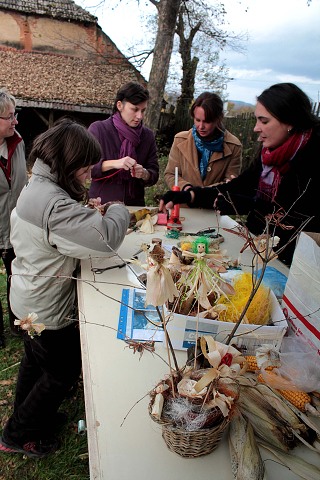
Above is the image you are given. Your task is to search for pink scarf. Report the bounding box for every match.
[257,130,312,202]
[112,111,142,160]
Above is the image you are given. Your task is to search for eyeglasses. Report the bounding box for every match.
[0,112,18,122]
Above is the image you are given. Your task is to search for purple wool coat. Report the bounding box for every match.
[88,116,159,206]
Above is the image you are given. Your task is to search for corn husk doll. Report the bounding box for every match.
[179,237,235,311]
[145,242,179,307]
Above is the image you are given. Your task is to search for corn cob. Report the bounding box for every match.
[258,373,311,412]
[229,409,266,479]
[245,355,274,372]
[255,383,306,431]
[310,392,320,412]
[238,384,297,451]
[278,389,311,412]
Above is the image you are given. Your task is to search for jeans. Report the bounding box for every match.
[3,322,82,445]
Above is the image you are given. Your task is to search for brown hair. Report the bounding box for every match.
[190,92,224,128]
[113,82,149,113]
[28,117,101,202]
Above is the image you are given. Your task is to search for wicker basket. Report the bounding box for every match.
[149,399,230,458]
[160,416,229,458]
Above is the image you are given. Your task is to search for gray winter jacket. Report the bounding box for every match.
[0,132,27,249]
[10,159,130,329]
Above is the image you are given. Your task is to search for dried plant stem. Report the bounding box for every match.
[157,306,179,382]
[193,299,201,371]
[225,221,272,345]
[0,361,20,374]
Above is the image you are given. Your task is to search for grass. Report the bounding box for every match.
[0,266,90,480]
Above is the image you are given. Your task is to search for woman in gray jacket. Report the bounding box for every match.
[0,118,130,458]
[0,88,27,347]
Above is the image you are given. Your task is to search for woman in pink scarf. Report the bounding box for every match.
[160,83,320,265]
[88,82,159,206]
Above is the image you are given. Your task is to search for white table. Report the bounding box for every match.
[78,209,318,479]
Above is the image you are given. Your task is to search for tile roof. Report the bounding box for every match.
[0,0,97,23]
[0,48,142,111]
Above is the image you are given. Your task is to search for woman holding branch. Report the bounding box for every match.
[160,83,320,265]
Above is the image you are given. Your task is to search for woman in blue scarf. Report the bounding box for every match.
[164,92,242,192]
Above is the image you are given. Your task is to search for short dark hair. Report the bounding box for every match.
[190,92,224,124]
[28,117,101,201]
[257,83,319,132]
[113,82,149,113]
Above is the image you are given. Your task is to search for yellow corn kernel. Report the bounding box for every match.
[245,356,274,372]
[257,374,311,412]
[245,355,259,372]
[278,389,311,412]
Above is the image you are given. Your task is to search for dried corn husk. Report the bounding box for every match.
[145,244,179,307]
[145,265,179,306]
[238,384,298,451]
[138,214,158,234]
[14,312,45,338]
[254,383,306,431]
[229,409,266,479]
[264,386,320,440]
[259,441,320,480]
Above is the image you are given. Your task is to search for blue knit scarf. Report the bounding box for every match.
[192,125,224,179]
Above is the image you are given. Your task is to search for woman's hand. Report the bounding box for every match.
[225,174,236,183]
[87,197,106,215]
[130,163,150,181]
[117,156,137,171]
[103,201,125,214]
[159,189,194,212]
[102,156,136,172]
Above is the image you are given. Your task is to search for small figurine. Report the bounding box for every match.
[176,237,235,312]
[182,236,226,271]
[145,243,179,307]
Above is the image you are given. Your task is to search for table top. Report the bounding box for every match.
[78,210,318,480]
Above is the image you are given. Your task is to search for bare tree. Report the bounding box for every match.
[174,0,246,132]
[82,0,245,132]
[88,0,181,131]
[143,0,182,131]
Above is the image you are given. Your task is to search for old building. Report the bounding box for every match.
[0,0,146,152]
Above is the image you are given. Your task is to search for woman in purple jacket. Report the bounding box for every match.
[88,82,159,206]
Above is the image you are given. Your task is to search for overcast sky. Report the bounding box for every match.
[79,0,320,105]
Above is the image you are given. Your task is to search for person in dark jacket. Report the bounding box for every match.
[0,88,27,348]
[88,82,159,206]
[160,83,320,265]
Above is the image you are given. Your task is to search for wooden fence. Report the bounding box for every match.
[312,102,320,116]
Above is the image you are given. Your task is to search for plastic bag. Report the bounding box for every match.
[259,336,320,392]
[257,266,288,300]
